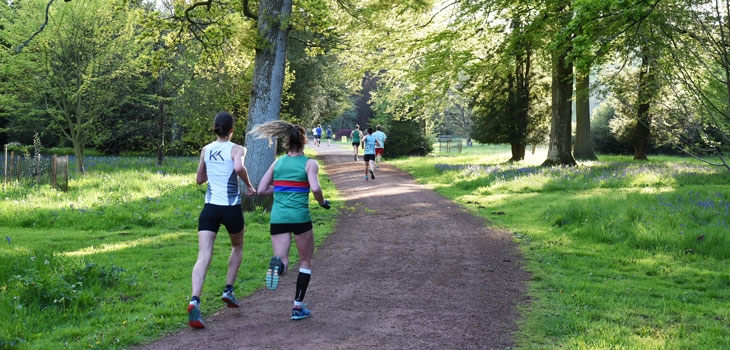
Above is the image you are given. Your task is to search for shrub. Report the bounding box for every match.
[381,119,433,157]
[591,103,633,155]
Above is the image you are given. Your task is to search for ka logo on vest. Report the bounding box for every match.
[209,150,224,161]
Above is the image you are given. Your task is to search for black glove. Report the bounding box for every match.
[319,200,331,209]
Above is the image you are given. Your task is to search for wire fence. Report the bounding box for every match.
[436,135,464,153]
[2,145,69,192]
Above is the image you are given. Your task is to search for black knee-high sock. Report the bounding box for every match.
[294,269,311,303]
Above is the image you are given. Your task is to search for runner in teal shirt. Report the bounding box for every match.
[361,127,379,181]
[250,120,331,321]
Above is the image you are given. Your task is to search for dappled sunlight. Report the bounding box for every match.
[61,232,187,257]
[340,181,424,201]
[638,186,675,194]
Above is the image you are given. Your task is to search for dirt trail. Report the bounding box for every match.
[137,145,529,350]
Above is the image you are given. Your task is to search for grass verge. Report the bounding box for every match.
[391,144,730,349]
[0,151,339,349]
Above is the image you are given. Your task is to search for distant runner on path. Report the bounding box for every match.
[325,126,333,146]
[361,127,379,181]
[314,124,323,147]
[350,125,363,162]
[372,125,387,168]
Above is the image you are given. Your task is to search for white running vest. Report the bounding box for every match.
[204,141,241,206]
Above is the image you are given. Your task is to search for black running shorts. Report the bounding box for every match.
[198,203,245,234]
[270,221,313,236]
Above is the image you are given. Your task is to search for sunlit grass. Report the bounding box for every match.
[0,152,340,349]
[392,143,730,349]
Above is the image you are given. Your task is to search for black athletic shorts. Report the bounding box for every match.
[363,154,376,162]
[198,203,245,234]
[270,221,313,236]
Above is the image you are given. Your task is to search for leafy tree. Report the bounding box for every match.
[285,38,352,129]
[1,0,146,172]
[657,0,730,170]
[590,102,632,155]
[46,0,149,172]
[149,1,257,164]
[468,14,550,162]
[370,86,433,157]
[0,0,48,146]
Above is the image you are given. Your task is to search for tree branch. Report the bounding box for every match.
[13,0,58,53]
[242,0,257,20]
[184,1,214,26]
[418,0,458,28]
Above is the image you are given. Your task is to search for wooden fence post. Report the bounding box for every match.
[8,151,14,184]
[52,154,57,188]
[63,156,68,192]
[3,144,6,189]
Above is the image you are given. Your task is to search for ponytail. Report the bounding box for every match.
[248,120,306,152]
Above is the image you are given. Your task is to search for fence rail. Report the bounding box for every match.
[3,145,69,191]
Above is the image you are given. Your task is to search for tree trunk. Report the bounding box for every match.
[506,18,532,162]
[508,17,531,162]
[509,143,526,162]
[242,0,293,211]
[542,47,577,167]
[573,66,597,160]
[633,48,653,161]
[156,73,166,166]
[72,140,85,174]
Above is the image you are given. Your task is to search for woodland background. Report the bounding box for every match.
[2,0,730,174]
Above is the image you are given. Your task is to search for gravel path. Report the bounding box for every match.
[136,145,529,350]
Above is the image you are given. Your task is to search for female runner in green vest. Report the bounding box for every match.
[349,124,363,162]
[249,120,331,320]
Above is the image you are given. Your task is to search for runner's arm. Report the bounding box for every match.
[257,161,276,196]
[196,147,207,185]
[232,145,255,196]
[306,160,326,206]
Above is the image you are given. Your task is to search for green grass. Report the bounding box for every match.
[0,152,340,349]
[392,144,730,349]
[4,143,729,349]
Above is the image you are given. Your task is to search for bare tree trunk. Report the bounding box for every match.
[509,143,526,162]
[573,66,597,160]
[72,140,85,174]
[242,0,293,211]
[634,48,654,161]
[507,17,531,162]
[542,47,577,167]
[156,73,166,166]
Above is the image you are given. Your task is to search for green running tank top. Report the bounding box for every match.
[271,155,311,224]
